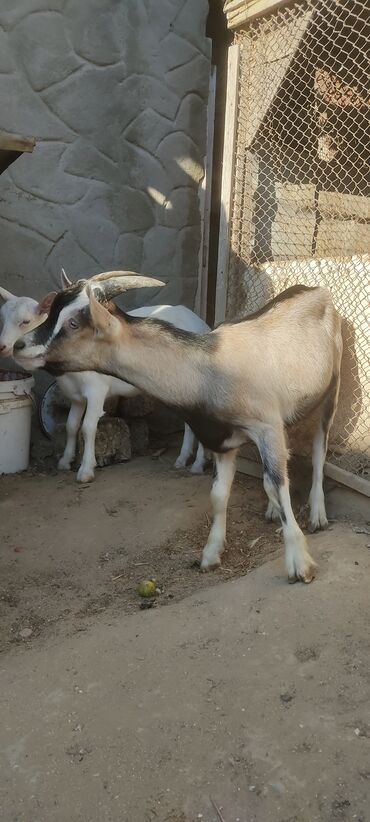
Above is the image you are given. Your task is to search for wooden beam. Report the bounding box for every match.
[224,0,300,28]
[0,129,35,154]
[324,463,370,499]
[215,44,240,325]
[196,66,217,320]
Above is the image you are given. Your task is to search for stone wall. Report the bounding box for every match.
[0,0,211,309]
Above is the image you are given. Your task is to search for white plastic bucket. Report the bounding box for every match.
[0,370,34,474]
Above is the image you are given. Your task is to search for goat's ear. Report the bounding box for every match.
[60,268,73,290]
[87,286,121,340]
[37,291,57,315]
[0,286,16,302]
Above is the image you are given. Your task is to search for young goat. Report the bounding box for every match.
[0,279,209,481]
[14,272,343,582]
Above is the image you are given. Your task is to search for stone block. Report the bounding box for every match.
[0,29,14,72]
[118,395,155,419]
[62,139,118,187]
[109,185,155,234]
[42,65,125,138]
[157,186,199,229]
[0,178,67,243]
[78,416,131,468]
[9,143,87,205]
[118,75,180,128]
[129,418,149,456]
[0,73,74,139]
[66,0,125,65]
[124,109,173,155]
[174,0,210,55]
[0,220,52,293]
[175,92,207,147]
[45,231,101,284]
[160,32,199,73]
[114,234,144,272]
[11,12,81,92]
[0,0,64,28]
[142,226,177,280]
[147,402,184,435]
[157,132,204,188]
[165,54,210,101]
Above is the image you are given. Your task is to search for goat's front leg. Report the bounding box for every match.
[77,392,106,483]
[58,399,86,471]
[254,422,316,583]
[201,448,238,571]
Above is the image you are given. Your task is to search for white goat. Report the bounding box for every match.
[0,281,209,481]
[13,271,343,582]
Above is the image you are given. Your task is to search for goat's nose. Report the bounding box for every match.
[0,343,6,352]
[14,338,26,352]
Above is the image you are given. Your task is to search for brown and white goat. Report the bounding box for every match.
[14,273,343,582]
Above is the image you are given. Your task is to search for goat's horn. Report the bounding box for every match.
[0,286,16,301]
[60,268,73,289]
[90,270,165,301]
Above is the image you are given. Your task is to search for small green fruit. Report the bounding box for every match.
[137,579,156,598]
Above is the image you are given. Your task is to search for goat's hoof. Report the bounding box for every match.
[200,553,221,572]
[189,463,204,475]
[288,562,317,584]
[58,458,72,471]
[307,517,329,533]
[265,501,280,522]
[174,459,187,470]
[76,470,95,483]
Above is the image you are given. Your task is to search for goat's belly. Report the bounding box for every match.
[183,407,242,453]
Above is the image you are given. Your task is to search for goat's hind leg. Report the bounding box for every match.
[174,423,195,469]
[58,399,85,471]
[254,422,316,583]
[308,372,340,532]
[201,448,238,571]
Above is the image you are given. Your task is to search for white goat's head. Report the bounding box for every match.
[0,287,50,357]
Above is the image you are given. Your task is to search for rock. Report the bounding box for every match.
[147,402,184,435]
[129,418,149,456]
[119,395,155,419]
[19,627,33,639]
[78,417,131,468]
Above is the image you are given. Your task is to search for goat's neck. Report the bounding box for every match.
[106,324,207,407]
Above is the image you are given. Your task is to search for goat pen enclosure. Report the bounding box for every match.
[217,0,370,495]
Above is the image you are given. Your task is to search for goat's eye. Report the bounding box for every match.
[20,319,30,327]
[68,318,79,330]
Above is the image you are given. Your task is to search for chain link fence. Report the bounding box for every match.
[225,0,370,481]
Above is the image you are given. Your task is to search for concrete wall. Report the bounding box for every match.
[0,0,211,308]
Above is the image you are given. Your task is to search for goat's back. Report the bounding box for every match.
[214,287,342,423]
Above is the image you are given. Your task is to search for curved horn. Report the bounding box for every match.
[60,268,73,290]
[0,286,16,301]
[90,270,165,301]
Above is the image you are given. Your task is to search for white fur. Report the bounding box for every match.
[0,290,209,481]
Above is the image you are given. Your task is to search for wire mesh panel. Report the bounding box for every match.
[225,0,370,481]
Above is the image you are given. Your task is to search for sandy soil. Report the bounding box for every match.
[1,452,369,822]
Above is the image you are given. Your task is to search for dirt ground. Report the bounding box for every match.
[0,451,281,654]
[1,451,370,821]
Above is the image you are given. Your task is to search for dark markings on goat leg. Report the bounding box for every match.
[258,437,286,523]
